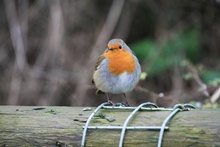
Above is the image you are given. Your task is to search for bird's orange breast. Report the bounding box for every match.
[104,49,136,76]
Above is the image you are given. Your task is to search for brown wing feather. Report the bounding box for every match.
[95,55,105,70]
[92,55,106,84]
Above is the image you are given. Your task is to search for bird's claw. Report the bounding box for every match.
[107,100,115,106]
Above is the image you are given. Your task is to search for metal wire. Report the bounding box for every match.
[103,106,173,111]
[157,104,196,147]
[81,102,109,147]
[84,126,169,130]
[119,102,158,147]
[157,108,180,147]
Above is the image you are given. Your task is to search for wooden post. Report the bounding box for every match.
[0,106,220,147]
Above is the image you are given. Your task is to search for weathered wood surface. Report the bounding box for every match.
[0,106,220,147]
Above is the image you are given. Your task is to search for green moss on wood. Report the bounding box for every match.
[0,106,220,146]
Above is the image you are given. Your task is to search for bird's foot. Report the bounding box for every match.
[123,101,130,107]
[114,102,130,107]
[107,100,115,106]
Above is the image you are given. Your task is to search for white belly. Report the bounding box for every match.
[94,71,139,94]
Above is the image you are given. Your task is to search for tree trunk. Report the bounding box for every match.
[0,106,219,147]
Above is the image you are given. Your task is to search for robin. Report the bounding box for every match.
[92,38,141,105]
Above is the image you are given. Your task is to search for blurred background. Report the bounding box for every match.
[0,0,220,107]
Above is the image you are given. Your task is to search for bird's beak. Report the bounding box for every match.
[108,44,117,51]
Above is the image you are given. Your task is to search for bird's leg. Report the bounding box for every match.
[106,93,114,105]
[123,93,130,106]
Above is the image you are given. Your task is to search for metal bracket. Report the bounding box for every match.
[81,102,196,147]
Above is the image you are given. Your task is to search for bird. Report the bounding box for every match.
[92,38,141,105]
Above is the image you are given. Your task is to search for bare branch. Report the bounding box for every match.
[4,0,28,104]
[73,0,126,106]
[185,62,210,97]
[210,86,220,103]
[4,0,27,73]
[8,64,22,105]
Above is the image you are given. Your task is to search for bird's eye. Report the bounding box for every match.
[119,45,122,49]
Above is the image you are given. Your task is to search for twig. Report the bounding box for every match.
[210,86,220,103]
[184,61,210,97]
